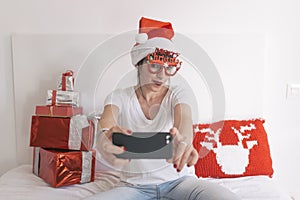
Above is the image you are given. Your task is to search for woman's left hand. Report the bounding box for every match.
[168,127,199,172]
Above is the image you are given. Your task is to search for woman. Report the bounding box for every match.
[86,17,241,200]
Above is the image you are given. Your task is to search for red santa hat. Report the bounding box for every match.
[130,17,179,66]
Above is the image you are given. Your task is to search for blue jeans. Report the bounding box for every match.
[84,176,241,200]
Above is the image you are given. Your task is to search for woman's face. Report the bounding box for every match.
[138,62,170,92]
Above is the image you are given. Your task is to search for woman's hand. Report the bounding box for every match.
[96,126,132,167]
[169,127,198,172]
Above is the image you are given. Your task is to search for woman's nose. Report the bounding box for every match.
[156,70,165,79]
[156,68,167,79]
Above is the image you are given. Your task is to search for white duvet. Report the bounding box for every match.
[0,165,292,200]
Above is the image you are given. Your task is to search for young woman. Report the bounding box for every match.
[85,17,241,200]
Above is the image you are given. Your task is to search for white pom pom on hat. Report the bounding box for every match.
[130,17,178,66]
[135,33,148,44]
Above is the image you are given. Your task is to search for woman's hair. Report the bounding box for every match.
[136,57,148,67]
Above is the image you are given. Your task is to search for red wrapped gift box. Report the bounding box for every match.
[35,105,83,117]
[30,115,94,151]
[33,147,96,187]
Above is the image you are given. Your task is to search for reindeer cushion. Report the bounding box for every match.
[193,118,274,178]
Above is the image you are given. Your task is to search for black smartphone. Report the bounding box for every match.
[112,132,173,159]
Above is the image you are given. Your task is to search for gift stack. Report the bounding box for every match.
[30,70,97,188]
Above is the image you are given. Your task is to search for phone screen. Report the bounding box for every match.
[112,132,173,159]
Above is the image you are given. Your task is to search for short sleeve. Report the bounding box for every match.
[170,85,199,123]
[104,89,124,112]
[171,85,196,107]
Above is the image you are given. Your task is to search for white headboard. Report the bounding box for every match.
[12,33,265,165]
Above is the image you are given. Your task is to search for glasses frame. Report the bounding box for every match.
[144,60,180,76]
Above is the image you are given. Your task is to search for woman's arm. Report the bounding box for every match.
[99,104,119,129]
[173,103,193,143]
[96,104,132,167]
[170,103,198,172]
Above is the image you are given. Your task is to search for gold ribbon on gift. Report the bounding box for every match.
[48,106,54,116]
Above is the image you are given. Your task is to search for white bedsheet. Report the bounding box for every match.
[0,165,292,200]
[202,176,292,200]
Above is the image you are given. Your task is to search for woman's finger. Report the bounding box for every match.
[172,140,188,167]
[176,145,194,171]
[103,142,125,155]
[186,148,199,167]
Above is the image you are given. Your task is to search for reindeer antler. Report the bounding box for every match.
[232,123,256,147]
[199,128,222,151]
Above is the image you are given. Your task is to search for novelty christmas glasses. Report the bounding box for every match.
[146,48,182,76]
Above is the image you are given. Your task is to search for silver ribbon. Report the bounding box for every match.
[80,151,93,183]
[46,90,79,107]
[57,76,74,91]
[69,115,90,150]
[33,147,40,176]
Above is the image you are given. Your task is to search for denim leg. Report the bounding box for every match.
[159,176,241,200]
[83,185,157,200]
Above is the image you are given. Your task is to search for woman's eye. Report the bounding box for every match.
[151,64,161,70]
[166,67,176,73]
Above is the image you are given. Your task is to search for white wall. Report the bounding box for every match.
[263,3,300,197]
[0,0,299,198]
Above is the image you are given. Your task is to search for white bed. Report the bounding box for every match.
[0,164,292,200]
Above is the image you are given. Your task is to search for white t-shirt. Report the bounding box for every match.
[98,85,196,185]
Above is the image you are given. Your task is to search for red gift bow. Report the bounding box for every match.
[63,70,74,76]
[61,70,74,91]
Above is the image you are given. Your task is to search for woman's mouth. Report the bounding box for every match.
[152,80,163,86]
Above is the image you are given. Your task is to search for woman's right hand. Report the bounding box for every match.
[96,126,132,167]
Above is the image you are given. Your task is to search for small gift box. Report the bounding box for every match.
[57,70,75,91]
[46,90,79,107]
[30,115,94,151]
[35,105,83,117]
[33,147,96,187]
